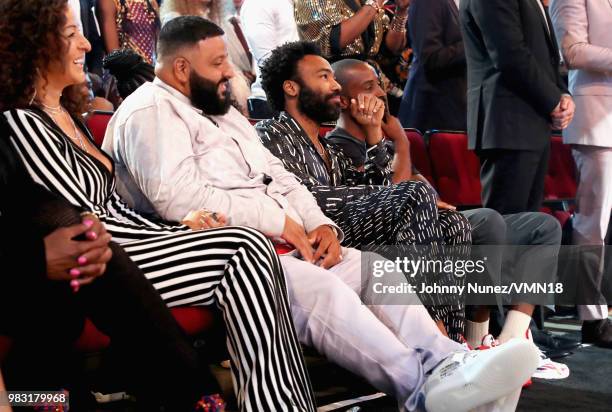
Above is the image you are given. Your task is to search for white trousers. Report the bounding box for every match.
[280,248,462,410]
[572,145,612,320]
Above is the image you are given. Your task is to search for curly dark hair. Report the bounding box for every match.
[260,41,322,112]
[0,0,71,112]
[103,49,155,99]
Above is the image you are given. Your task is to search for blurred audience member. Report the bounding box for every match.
[398,0,466,131]
[103,48,155,99]
[294,0,410,104]
[89,72,123,109]
[241,0,300,119]
[550,0,612,348]
[294,0,409,60]
[460,0,574,214]
[98,0,160,65]
[63,74,115,119]
[224,0,255,85]
[86,0,106,74]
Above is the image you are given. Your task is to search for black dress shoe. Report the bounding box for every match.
[582,318,612,348]
[531,328,580,350]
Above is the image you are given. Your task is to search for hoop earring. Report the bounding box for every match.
[28,88,38,106]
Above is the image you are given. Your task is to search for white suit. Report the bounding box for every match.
[551,0,612,319]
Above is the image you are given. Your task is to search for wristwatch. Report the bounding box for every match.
[364,0,382,13]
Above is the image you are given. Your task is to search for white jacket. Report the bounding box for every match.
[550,0,612,147]
[102,78,341,239]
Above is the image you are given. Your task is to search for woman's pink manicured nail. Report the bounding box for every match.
[71,279,80,293]
[83,219,94,227]
[86,231,98,240]
[70,268,80,277]
[78,256,87,265]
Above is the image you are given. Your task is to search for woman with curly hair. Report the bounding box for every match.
[0,2,317,411]
[0,133,221,411]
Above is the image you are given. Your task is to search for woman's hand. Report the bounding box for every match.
[182,209,228,230]
[44,215,112,290]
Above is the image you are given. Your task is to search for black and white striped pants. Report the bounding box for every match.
[331,181,472,341]
[120,226,316,411]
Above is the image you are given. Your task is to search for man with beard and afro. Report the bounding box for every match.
[102,16,540,412]
[256,41,474,342]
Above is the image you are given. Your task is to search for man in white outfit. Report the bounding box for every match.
[550,0,612,348]
[103,16,538,411]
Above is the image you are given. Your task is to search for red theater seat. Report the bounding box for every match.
[427,130,481,206]
[86,110,114,147]
[319,124,334,137]
[405,128,435,187]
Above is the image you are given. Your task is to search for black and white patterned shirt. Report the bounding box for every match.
[256,112,393,215]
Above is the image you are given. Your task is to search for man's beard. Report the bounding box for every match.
[297,82,341,123]
[189,70,233,115]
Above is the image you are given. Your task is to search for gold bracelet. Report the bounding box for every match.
[390,12,408,33]
[364,0,384,14]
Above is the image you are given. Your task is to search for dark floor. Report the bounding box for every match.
[59,315,612,411]
[309,315,612,412]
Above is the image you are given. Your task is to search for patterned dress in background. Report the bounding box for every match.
[115,0,160,65]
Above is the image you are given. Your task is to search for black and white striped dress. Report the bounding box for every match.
[2,108,315,412]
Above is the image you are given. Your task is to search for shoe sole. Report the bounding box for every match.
[425,339,539,412]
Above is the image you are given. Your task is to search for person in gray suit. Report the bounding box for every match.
[550,0,612,348]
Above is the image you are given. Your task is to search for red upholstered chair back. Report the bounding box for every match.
[319,124,334,137]
[427,130,482,206]
[404,128,435,187]
[544,136,577,200]
[86,110,113,147]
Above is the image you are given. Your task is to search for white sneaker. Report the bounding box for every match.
[469,388,521,412]
[423,339,539,412]
[525,328,570,380]
[532,349,570,380]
